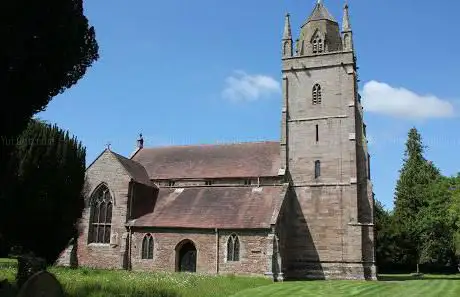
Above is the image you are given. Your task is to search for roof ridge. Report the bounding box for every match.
[141,140,279,150]
[111,150,138,162]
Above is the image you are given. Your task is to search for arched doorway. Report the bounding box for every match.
[176,240,197,272]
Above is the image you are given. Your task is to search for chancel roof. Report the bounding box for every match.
[110,151,153,186]
[131,141,281,180]
[131,185,288,229]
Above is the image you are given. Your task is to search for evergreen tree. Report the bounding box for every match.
[3,120,86,265]
[0,0,98,240]
[448,174,460,260]
[393,127,441,271]
[375,200,394,269]
[417,176,457,267]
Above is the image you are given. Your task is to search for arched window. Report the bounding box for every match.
[312,84,322,105]
[227,234,240,262]
[283,41,288,56]
[88,184,113,244]
[312,36,324,54]
[314,160,321,179]
[142,234,154,259]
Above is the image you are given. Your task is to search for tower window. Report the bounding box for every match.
[315,124,319,142]
[312,36,324,54]
[312,84,322,105]
[314,160,321,179]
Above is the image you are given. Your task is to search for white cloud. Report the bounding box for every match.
[362,81,455,119]
[222,71,281,102]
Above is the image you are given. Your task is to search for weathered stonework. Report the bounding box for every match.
[279,2,376,280]
[128,229,272,276]
[58,2,376,281]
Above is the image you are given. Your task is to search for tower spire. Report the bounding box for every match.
[342,2,351,32]
[283,13,292,40]
[341,2,354,51]
[282,13,293,58]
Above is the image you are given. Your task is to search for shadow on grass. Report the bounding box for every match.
[378,275,460,282]
[66,283,181,297]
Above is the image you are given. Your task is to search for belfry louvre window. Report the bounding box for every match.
[312,36,324,54]
[89,185,113,244]
[142,234,154,259]
[312,84,322,105]
[227,234,240,262]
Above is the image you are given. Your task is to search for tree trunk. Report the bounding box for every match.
[16,254,47,289]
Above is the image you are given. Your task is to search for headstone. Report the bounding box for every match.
[16,255,47,289]
[17,271,63,297]
[0,279,14,297]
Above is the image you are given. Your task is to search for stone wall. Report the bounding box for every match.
[76,150,131,269]
[281,48,376,280]
[129,228,271,276]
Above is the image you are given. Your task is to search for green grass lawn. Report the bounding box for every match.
[232,274,460,297]
[1,258,459,297]
[0,260,270,297]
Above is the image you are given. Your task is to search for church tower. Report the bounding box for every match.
[280,1,376,280]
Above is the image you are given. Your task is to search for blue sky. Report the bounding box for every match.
[38,0,460,209]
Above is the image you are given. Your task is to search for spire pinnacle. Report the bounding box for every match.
[342,2,351,31]
[283,13,292,40]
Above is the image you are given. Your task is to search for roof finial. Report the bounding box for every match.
[317,0,323,4]
[106,142,111,151]
[342,0,351,31]
[283,12,292,40]
[137,133,144,149]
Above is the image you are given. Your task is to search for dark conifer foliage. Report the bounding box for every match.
[0,0,98,239]
[3,120,86,264]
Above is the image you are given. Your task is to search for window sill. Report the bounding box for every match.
[87,243,111,248]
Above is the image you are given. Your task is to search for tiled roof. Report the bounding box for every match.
[132,185,288,229]
[306,3,337,23]
[131,141,281,179]
[111,151,153,187]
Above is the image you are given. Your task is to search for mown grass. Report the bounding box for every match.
[231,274,460,297]
[0,259,270,297]
[1,258,459,297]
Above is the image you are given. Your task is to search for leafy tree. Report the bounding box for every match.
[393,128,441,272]
[3,120,86,266]
[0,0,98,238]
[448,174,460,259]
[417,176,456,266]
[375,200,394,268]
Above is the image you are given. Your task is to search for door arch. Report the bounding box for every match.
[175,240,197,272]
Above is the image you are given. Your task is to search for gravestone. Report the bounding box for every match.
[16,255,47,289]
[17,271,63,297]
[0,279,14,297]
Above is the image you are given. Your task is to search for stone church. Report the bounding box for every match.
[58,2,377,280]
